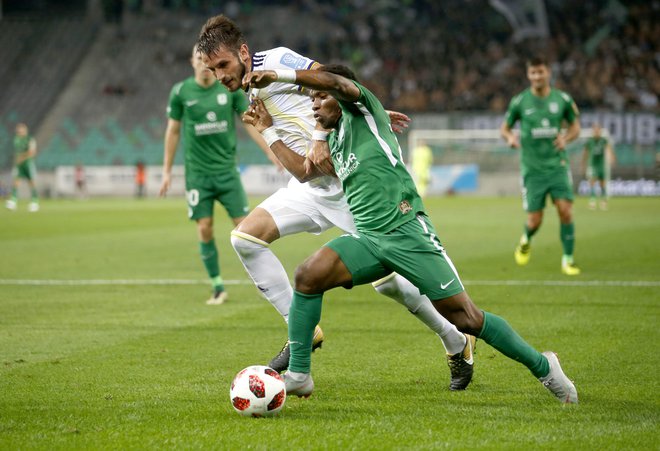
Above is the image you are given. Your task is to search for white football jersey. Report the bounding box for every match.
[250,47,343,199]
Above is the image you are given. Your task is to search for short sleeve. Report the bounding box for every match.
[167,82,184,121]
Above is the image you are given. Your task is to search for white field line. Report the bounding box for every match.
[0,279,658,287]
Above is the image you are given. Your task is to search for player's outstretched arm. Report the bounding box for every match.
[242,70,361,102]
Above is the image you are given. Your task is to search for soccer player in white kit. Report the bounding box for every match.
[196,15,475,390]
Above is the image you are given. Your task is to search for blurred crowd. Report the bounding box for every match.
[305,0,658,113]
[93,0,660,114]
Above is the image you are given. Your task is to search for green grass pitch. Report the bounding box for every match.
[1,196,659,449]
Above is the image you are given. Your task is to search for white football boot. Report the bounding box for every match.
[283,371,314,398]
[539,351,578,404]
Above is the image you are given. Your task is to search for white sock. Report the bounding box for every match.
[372,273,466,355]
[231,231,292,319]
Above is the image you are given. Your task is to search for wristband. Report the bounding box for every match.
[312,130,329,141]
[274,69,297,84]
[261,126,280,147]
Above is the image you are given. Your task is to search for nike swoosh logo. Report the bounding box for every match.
[185,100,198,106]
[440,278,455,290]
[524,108,535,115]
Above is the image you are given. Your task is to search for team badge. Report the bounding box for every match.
[398,200,412,214]
[217,94,227,105]
[549,102,558,113]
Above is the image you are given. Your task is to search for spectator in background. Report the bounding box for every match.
[135,160,146,198]
[75,163,87,199]
[6,123,39,212]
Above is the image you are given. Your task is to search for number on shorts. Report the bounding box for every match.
[187,189,199,206]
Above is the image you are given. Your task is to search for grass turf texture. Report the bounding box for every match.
[1,196,658,449]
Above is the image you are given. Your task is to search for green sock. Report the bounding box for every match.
[523,224,538,243]
[478,311,549,378]
[11,187,17,200]
[30,188,38,202]
[560,222,575,257]
[199,240,221,288]
[288,291,323,373]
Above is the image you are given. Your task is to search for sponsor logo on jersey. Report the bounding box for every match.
[206,111,217,122]
[333,150,359,181]
[217,94,227,105]
[398,200,412,214]
[280,52,309,70]
[194,120,228,136]
[531,118,559,139]
[549,102,559,113]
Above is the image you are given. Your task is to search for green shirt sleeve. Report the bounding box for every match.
[232,90,250,115]
[562,92,579,124]
[504,94,521,128]
[167,82,184,121]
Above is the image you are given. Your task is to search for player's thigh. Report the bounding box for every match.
[185,174,215,220]
[522,174,549,212]
[548,169,574,203]
[324,233,390,287]
[214,171,250,220]
[295,245,355,293]
[380,215,464,300]
[258,188,337,237]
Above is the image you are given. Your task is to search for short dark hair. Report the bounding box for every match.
[319,64,359,83]
[526,56,548,68]
[197,15,245,56]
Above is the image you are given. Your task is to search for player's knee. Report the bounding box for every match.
[293,260,323,293]
[230,231,268,257]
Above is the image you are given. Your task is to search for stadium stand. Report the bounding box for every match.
[0,0,656,178]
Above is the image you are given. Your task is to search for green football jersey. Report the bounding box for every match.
[167,77,249,175]
[585,136,607,168]
[328,82,424,234]
[14,135,32,159]
[505,88,579,176]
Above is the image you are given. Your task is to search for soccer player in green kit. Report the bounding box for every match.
[500,56,582,276]
[582,123,616,210]
[160,45,279,305]
[6,123,39,212]
[241,64,578,404]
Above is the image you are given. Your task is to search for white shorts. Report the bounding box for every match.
[258,187,356,237]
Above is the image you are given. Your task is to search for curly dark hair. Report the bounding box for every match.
[197,15,246,56]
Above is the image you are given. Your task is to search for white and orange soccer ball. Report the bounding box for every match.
[229,365,286,417]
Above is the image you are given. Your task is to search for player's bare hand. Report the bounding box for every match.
[386,110,411,134]
[242,98,273,133]
[506,135,520,149]
[159,173,171,197]
[553,134,567,151]
[242,70,277,90]
[308,140,336,176]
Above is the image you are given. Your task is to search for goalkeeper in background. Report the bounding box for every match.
[411,140,433,198]
[6,123,39,212]
[582,123,616,210]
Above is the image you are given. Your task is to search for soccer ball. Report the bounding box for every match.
[230,365,286,417]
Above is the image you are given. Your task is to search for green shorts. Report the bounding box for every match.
[586,164,605,181]
[521,168,574,212]
[13,161,36,180]
[325,214,465,300]
[185,170,249,220]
